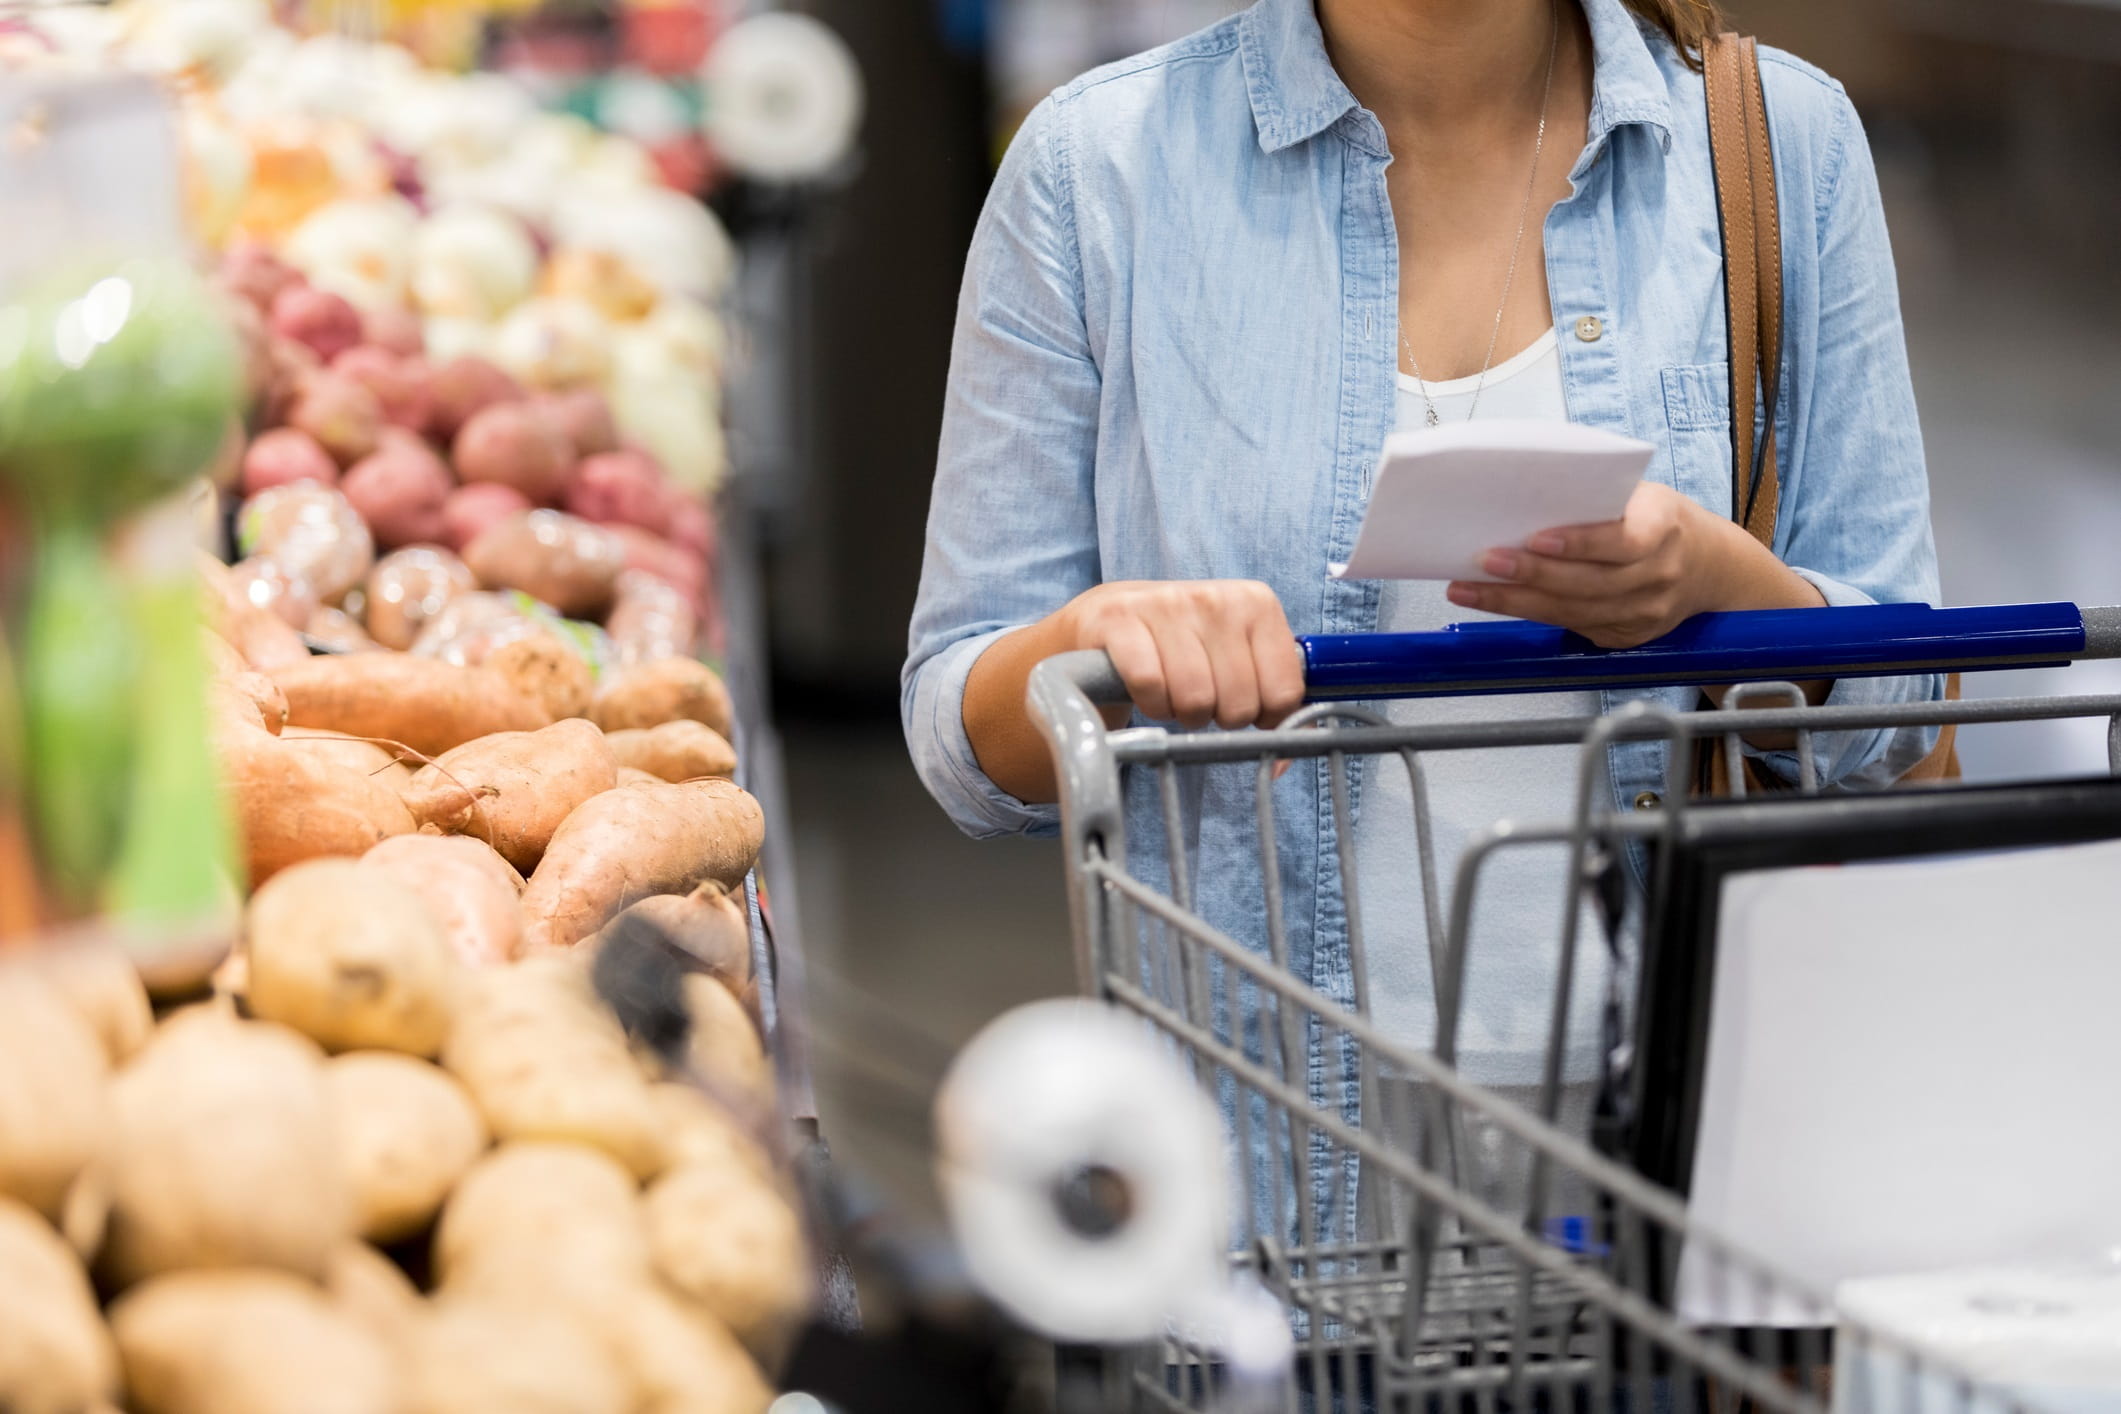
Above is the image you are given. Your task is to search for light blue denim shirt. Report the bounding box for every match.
[905,0,1943,1052]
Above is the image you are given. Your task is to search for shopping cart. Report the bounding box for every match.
[1022,600,2121,1414]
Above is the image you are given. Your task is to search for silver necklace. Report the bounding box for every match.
[1400,0,1561,429]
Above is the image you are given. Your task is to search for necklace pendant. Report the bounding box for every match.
[1424,404,1442,430]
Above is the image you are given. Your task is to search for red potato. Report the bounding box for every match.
[362,305,424,358]
[273,654,552,759]
[258,335,321,428]
[427,355,521,442]
[364,546,476,652]
[241,428,339,496]
[270,284,363,363]
[331,347,434,433]
[439,483,533,554]
[222,295,274,422]
[341,446,452,550]
[404,719,618,874]
[563,449,672,532]
[286,371,383,468]
[535,389,619,459]
[451,402,572,506]
[668,498,715,561]
[518,779,766,954]
[220,242,303,312]
[461,510,625,618]
[608,525,705,604]
[362,835,525,966]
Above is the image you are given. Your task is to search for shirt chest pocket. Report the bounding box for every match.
[1659,361,1737,521]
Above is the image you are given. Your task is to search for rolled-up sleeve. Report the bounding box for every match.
[1759,90,1946,787]
[902,96,1102,839]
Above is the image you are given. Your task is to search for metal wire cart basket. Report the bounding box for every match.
[1024,601,2121,1414]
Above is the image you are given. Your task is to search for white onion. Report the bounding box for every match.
[126,0,270,82]
[282,194,421,312]
[412,204,539,321]
[486,297,616,391]
[613,296,729,385]
[611,371,727,494]
[422,316,493,365]
[549,185,736,303]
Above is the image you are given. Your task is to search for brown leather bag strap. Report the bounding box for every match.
[1703,32,1783,550]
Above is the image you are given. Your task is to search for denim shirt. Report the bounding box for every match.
[904,0,1943,1048]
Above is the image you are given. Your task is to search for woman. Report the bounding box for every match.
[904,0,1940,1120]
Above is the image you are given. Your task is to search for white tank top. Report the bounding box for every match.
[1356,328,1611,1085]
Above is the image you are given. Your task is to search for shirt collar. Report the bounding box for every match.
[1239,0,1675,156]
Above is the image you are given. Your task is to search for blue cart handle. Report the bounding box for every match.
[1298,601,2121,702]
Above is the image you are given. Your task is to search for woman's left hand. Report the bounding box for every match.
[1445,481,1824,648]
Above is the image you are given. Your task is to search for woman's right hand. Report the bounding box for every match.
[1057,580,1305,730]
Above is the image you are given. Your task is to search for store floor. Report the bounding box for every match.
[785,164,2121,1235]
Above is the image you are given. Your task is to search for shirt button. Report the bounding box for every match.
[1575,315,1604,343]
[1633,791,1662,811]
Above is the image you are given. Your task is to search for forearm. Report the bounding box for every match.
[962,609,1125,807]
[1695,513,1832,732]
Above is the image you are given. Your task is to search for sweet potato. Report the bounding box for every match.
[603,720,736,783]
[487,631,594,723]
[279,728,417,796]
[110,1269,398,1414]
[0,963,109,1221]
[462,510,625,618]
[361,835,524,966]
[404,718,616,874]
[217,729,417,887]
[245,859,459,1057]
[0,1195,120,1414]
[518,780,765,954]
[102,1014,351,1287]
[273,653,551,758]
[588,657,732,738]
[326,1053,488,1243]
[440,961,664,1178]
[616,766,661,788]
[643,1161,810,1369]
[201,556,311,672]
[364,545,475,651]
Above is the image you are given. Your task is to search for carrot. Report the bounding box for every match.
[271,655,550,759]
[519,780,764,954]
[403,720,616,875]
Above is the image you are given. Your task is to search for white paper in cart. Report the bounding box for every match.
[1329,419,1652,582]
[1675,836,2121,1328]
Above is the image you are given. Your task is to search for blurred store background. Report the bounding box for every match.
[774,0,2121,1217]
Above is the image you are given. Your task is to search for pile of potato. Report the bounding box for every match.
[210,234,715,680]
[0,863,803,1414]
